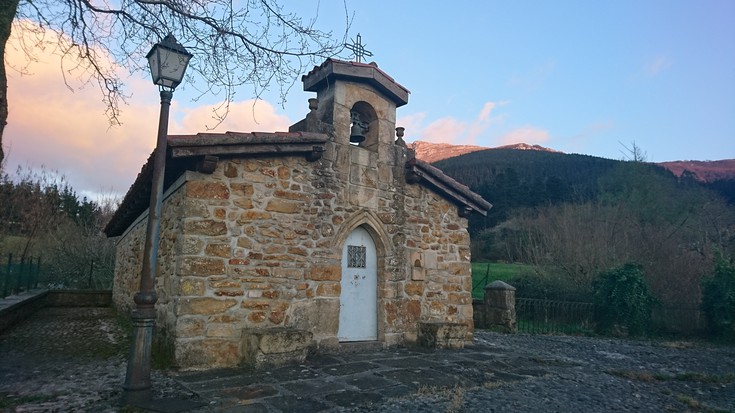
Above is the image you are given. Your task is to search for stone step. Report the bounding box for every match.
[337,341,384,354]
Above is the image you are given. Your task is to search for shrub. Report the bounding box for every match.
[701,258,735,339]
[593,263,654,336]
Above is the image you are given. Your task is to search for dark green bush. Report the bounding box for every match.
[701,258,735,340]
[593,263,654,336]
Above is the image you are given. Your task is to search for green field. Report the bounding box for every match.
[471,262,533,299]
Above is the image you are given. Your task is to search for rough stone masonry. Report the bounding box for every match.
[105,58,491,370]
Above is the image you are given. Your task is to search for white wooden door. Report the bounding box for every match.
[338,227,378,341]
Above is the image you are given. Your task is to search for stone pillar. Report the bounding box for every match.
[483,281,517,333]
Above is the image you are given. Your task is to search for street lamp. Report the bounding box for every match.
[123,34,192,405]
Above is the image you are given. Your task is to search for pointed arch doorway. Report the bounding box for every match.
[338,226,378,341]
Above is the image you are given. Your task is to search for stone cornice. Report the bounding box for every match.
[302,59,410,107]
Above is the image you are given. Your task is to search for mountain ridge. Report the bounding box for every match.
[411,140,735,183]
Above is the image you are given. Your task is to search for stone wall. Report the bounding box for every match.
[112,138,474,369]
[401,183,474,342]
[112,215,145,313]
[112,78,476,369]
[112,179,187,331]
[473,281,517,333]
[46,290,112,307]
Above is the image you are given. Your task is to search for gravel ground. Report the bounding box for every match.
[357,334,735,413]
[0,307,733,412]
[0,307,197,412]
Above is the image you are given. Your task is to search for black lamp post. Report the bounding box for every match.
[123,33,192,404]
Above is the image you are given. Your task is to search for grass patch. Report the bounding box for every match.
[152,336,177,370]
[471,262,533,299]
[663,372,735,384]
[114,308,176,370]
[658,340,698,349]
[530,357,581,367]
[483,381,505,389]
[0,235,33,256]
[610,371,732,413]
[0,393,57,409]
[675,394,729,413]
[446,386,465,413]
[608,370,735,384]
[414,385,468,413]
[608,370,656,382]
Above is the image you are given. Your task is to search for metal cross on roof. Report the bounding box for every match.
[344,33,374,63]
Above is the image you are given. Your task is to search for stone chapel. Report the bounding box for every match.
[105,59,492,370]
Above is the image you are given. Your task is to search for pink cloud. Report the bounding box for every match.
[421,117,467,143]
[3,24,291,197]
[173,100,290,134]
[397,101,503,145]
[466,101,505,144]
[395,112,426,140]
[4,31,155,195]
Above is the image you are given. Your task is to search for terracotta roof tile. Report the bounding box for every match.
[410,159,492,215]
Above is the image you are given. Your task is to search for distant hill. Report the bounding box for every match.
[431,145,735,234]
[415,140,735,183]
[433,149,619,231]
[658,160,735,183]
[411,141,558,163]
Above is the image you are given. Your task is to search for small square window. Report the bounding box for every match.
[347,245,366,268]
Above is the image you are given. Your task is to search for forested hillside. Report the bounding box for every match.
[435,149,621,230]
[435,149,735,233]
[434,149,735,310]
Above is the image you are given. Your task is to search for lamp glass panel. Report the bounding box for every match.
[148,46,191,88]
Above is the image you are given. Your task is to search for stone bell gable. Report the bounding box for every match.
[105,59,491,370]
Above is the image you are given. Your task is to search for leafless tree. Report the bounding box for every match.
[619,140,648,162]
[510,193,734,306]
[0,0,351,165]
[42,217,117,289]
[1,164,122,288]
[0,165,68,260]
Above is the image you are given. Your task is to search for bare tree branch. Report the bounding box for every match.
[0,0,351,165]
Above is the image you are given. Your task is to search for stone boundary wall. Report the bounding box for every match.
[46,290,113,307]
[0,289,112,333]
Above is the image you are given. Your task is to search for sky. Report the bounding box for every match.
[4,0,735,200]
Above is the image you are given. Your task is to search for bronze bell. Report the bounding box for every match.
[350,111,367,143]
[350,122,366,143]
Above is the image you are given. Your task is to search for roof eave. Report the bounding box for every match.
[407,160,492,216]
[302,59,410,107]
[104,131,330,237]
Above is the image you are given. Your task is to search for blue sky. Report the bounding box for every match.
[290,0,734,162]
[5,0,735,197]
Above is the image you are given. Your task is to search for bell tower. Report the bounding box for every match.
[300,59,410,155]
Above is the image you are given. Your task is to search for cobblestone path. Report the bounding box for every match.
[0,307,733,412]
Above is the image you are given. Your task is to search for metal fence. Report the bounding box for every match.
[650,305,706,333]
[1,254,42,298]
[516,297,595,335]
[472,264,492,299]
[515,297,706,335]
